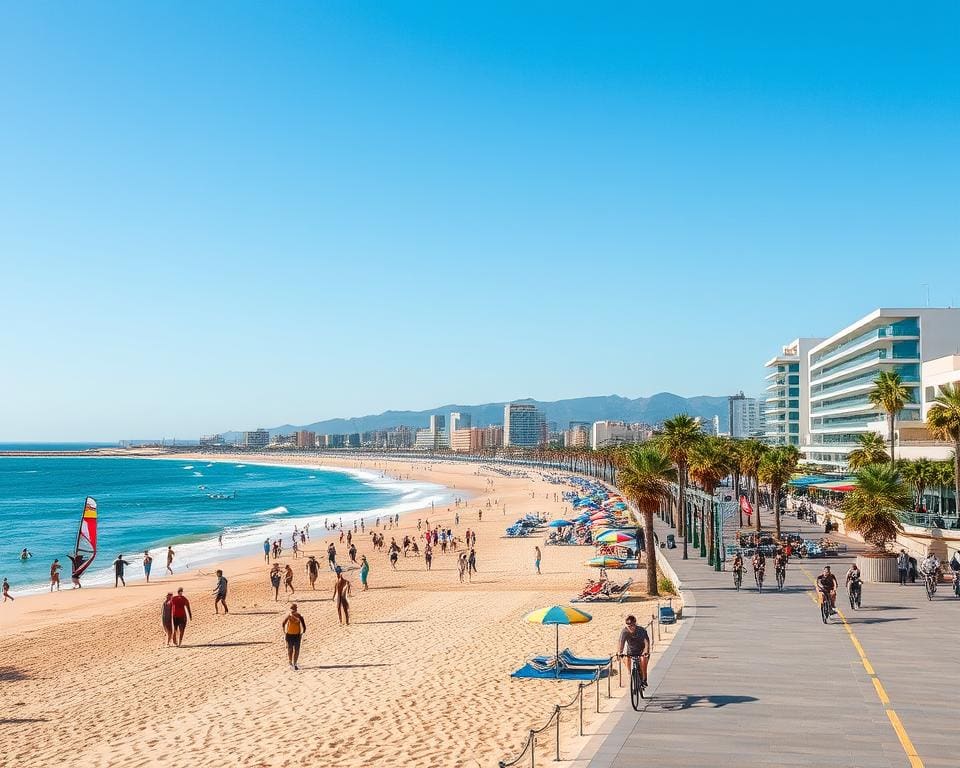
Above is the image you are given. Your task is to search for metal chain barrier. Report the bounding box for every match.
[498,661,615,767]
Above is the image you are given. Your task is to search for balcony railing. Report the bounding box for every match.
[811,321,919,370]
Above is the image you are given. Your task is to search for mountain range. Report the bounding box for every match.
[224,393,729,439]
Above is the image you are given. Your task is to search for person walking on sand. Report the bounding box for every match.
[534,546,542,575]
[468,548,477,581]
[263,538,271,563]
[67,553,85,588]
[333,566,352,626]
[327,542,337,572]
[306,556,320,590]
[359,555,369,590]
[166,546,175,575]
[50,559,62,591]
[213,569,229,614]
[458,552,467,583]
[282,603,306,670]
[143,551,153,582]
[3,577,14,601]
[270,563,282,601]
[425,543,433,570]
[113,554,131,587]
[284,564,295,595]
[170,587,192,646]
[162,592,174,646]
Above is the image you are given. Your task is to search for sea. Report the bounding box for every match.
[0,456,450,594]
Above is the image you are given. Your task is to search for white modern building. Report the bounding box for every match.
[590,421,652,450]
[415,414,449,451]
[242,429,270,449]
[764,338,823,447]
[449,412,471,435]
[800,309,960,467]
[504,403,546,447]
[728,392,764,438]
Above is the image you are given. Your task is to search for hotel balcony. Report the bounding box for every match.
[810,327,919,374]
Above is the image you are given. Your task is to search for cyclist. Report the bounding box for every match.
[752,550,766,585]
[816,566,838,613]
[617,614,650,685]
[774,549,787,583]
[845,563,863,605]
[920,552,941,591]
[950,551,960,595]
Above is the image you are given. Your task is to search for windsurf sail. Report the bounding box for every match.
[71,497,98,578]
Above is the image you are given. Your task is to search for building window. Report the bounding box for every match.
[788,399,799,408]
[789,387,799,397]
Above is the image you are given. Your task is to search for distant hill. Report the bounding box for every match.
[223,393,729,439]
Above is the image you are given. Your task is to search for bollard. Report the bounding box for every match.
[596,672,600,712]
[555,706,561,762]
[607,661,612,698]
[579,685,584,736]
[530,730,535,768]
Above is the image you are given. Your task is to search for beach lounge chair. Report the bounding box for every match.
[511,663,602,681]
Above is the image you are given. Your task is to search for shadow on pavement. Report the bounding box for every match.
[645,694,758,711]
[844,616,915,625]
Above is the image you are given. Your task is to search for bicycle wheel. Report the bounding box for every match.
[954,578,960,598]
[777,571,785,591]
[630,660,641,710]
[856,588,861,609]
[925,579,934,601]
[757,572,763,593]
[734,571,741,591]
[849,589,856,610]
[820,597,830,624]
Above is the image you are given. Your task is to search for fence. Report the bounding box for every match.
[498,618,656,767]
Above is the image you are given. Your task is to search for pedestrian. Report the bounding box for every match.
[143,551,153,582]
[284,564,295,595]
[67,553,85,588]
[327,542,337,571]
[263,538,271,563]
[162,592,174,646]
[425,543,433,570]
[306,555,319,589]
[270,563,282,601]
[458,552,467,583]
[113,553,131,587]
[218,533,223,549]
[534,546,541,575]
[389,548,399,570]
[50,559,62,592]
[170,587,192,646]
[359,555,369,590]
[213,569,229,614]
[166,545,175,575]
[333,566,352,626]
[2,577,13,601]
[282,603,306,670]
[468,548,477,581]
[349,543,357,564]
[897,549,909,586]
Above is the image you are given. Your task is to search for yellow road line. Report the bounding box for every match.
[799,566,924,768]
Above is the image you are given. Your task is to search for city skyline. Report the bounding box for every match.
[3,4,958,440]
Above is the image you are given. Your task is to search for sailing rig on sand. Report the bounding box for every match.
[69,497,98,583]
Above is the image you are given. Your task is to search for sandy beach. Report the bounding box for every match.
[0,455,678,767]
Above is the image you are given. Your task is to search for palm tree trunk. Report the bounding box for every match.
[735,471,743,528]
[954,439,960,521]
[706,492,715,566]
[680,467,689,560]
[753,472,762,532]
[643,509,658,596]
[773,485,782,539]
[889,413,896,468]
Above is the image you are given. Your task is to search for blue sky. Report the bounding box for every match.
[1,3,957,440]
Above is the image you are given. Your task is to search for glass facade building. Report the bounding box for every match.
[504,403,546,447]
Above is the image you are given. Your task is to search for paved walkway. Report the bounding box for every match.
[580,509,957,767]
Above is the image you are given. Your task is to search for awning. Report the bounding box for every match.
[812,481,856,493]
[789,475,832,487]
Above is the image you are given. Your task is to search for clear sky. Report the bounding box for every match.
[2,3,957,440]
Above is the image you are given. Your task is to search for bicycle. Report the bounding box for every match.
[923,572,938,601]
[775,566,786,591]
[953,571,960,598]
[847,579,862,610]
[619,653,648,710]
[754,567,764,593]
[818,591,832,624]
[733,567,743,591]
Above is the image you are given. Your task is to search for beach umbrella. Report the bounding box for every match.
[547,519,572,527]
[595,530,637,544]
[585,556,625,568]
[524,604,593,672]
[589,511,610,521]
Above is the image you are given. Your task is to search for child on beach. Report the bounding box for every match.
[50,560,62,591]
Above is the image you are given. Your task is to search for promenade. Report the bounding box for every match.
[580,509,957,767]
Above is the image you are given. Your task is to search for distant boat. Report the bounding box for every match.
[198,485,206,490]
[207,491,236,500]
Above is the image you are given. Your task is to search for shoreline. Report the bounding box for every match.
[3,453,458,599]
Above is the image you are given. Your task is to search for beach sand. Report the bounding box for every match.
[0,455,679,767]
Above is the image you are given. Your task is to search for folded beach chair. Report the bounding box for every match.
[511,663,602,681]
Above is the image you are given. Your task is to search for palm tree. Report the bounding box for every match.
[842,464,910,552]
[899,458,935,513]
[617,445,677,596]
[725,439,744,526]
[758,445,799,539]
[868,370,912,467]
[927,383,960,521]
[657,414,703,560]
[738,440,768,533]
[931,460,955,517]
[689,437,733,567]
[846,432,889,471]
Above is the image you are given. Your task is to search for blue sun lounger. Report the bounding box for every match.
[511,663,605,681]
[531,649,611,668]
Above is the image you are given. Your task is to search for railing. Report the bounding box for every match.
[498,618,657,767]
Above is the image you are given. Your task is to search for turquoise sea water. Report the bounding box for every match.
[0,457,448,594]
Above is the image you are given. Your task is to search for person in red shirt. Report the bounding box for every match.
[169,587,192,647]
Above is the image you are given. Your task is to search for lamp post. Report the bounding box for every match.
[699,499,707,558]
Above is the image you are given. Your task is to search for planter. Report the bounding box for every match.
[856,554,898,583]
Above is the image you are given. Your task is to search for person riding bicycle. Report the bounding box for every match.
[845,563,862,600]
[816,566,838,613]
[732,553,744,573]
[774,550,787,575]
[617,614,650,685]
[920,552,941,586]
[752,551,765,579]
